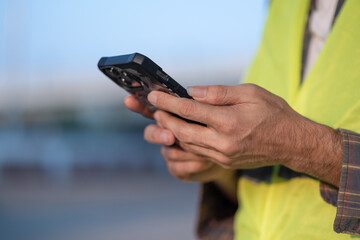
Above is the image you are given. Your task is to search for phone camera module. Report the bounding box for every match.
[120,72,130,85]
[115,71,142,90]
[109,67,120,76]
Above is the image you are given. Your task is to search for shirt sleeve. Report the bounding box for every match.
[319,128,360,235]
[196,182,238,240]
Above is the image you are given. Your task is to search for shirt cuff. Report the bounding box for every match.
[320,129,360,235]
[196,182,238,240]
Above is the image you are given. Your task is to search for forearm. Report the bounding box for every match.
[284,117,342,187]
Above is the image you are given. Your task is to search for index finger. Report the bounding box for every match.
[147,91,220,127]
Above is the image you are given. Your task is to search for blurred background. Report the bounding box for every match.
[0,0,266,239]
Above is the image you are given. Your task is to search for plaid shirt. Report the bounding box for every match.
[323,129,360,234]
[197,130,360,239]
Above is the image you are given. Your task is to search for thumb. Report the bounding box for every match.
[187,85,245,105]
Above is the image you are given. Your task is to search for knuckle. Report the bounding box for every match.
[178,101,196,118]
[218,140,236,156]
[209,85,228,104]
[242,83,259,96]
[220,117,238,134]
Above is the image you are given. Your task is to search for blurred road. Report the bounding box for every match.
[0,171,199,240]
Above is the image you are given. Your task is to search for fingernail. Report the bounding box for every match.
[148,92,157,104]
[160,132,169,143]
[187,86,207,98]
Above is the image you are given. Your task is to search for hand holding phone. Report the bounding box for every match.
[98,53,192,111]
[98,53,204,125]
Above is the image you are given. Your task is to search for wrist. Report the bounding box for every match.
[284,118,342,187]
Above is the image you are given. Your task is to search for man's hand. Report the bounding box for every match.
[144,123,229,176]
[144,123,238,201]
[124,95,221,183]
[147,84,343,187]
[123,94,238,199]
[123,94,231,183]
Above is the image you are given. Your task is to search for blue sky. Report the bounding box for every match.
[0,0,267,108]
[1,0,266,72]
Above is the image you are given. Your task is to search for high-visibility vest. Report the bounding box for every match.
[235,0,360,239]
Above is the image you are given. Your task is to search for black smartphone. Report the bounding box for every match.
[98,52,192,112]
[98,53,204,125]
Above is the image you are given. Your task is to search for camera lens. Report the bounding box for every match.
[111,68,120,76]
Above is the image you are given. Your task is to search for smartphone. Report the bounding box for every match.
[98,52,192,112]
[98,53,204,125]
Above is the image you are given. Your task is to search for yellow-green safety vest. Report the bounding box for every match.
[235,0,360,239]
